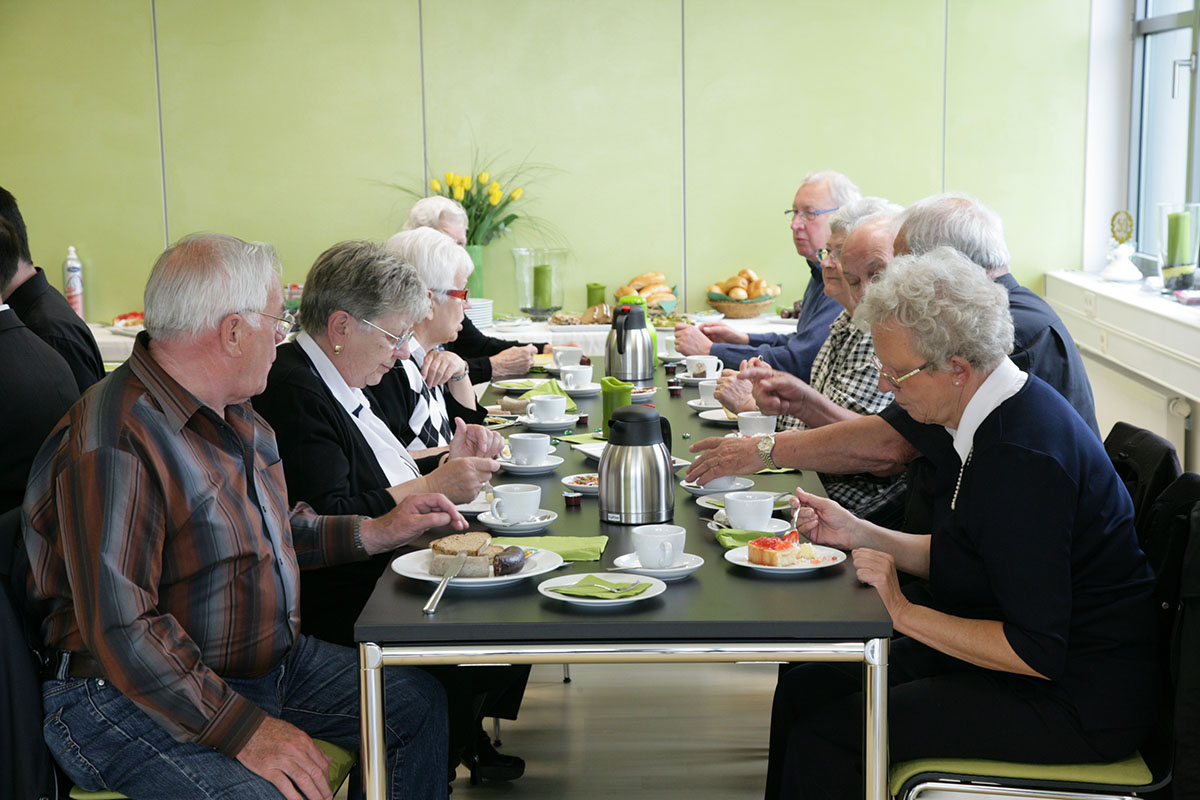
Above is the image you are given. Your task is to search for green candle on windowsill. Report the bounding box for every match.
[586,282,606,307]
[533,263,553,309]
[1165,210,1197,291]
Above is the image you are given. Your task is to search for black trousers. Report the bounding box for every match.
[765,637,1148,800]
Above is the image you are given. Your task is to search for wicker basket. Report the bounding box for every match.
[706,296,774,319]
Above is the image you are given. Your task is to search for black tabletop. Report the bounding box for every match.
[354,357,892,645]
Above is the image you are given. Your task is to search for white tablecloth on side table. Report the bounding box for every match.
[90,323,137,364]
[481,315,797,357]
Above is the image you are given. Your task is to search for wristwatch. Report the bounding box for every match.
[757,433,778,470]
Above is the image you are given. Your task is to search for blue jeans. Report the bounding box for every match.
[41,635,448,799]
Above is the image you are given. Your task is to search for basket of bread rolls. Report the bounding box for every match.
[614,271,678,313]
[705,269,782,318]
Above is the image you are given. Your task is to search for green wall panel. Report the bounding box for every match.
[0,0,165,323]
[155,0,424,287]
[684,0,945,312]
[420,0,683,315]
[944,0,1091,289]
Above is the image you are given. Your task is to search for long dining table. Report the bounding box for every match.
[354,358,892,799]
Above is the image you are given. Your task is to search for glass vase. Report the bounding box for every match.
[512,247,566,320]
[464,244,485,299]
[1156,202,1200,292]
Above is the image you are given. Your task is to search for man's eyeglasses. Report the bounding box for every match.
[438,287,470,302]
[871,354,931,389]
[785,207,839,223]
[361,318,415,351]
[254,310,296,337]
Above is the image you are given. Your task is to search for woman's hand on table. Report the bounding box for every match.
[715,368,756,413]
[489,345,536,378]
[686,435,761,484]
[851,548,909,620]
[426,456,500,504]
[421,350,468,388]
[790,487,863,551]
[361,493,468,555]
[448,417,505,459]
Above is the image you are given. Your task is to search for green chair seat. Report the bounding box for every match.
[890,752,1152,798]
[68,738,357,799]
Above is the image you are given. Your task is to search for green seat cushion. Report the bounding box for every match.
[889,753,1151,797]
[69,739,358,799]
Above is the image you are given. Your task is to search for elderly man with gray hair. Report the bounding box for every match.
[24,233,453,799]
[688,193,1098,530]
[674,170,860,382]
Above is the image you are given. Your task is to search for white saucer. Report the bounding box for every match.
[707,516,791,534]
[671,456,690,472]
[500,442,557,459]
[498,455,565,475]
[678,372,720,386]
[454,491,490,515]
[563,382,601,398]
[687,398,722,412]
[391,548,564,587]
[723,544,847,574]
[631,387,658,403]
[477,509,558,534]
[662,351,686,362]
[612,552,704,581]
[519,414,581,431]
[699,409,738,425]
[561,473,600,495]
[696,494,792,513]
[537,572,668,607]
[493,378,549,394]
[680,477,754,496]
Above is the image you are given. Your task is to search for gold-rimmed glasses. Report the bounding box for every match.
[253,310,296,337]
[361,318,415,352]
[871,354,931,389]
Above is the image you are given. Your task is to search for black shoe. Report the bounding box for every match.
[465,729,525,784]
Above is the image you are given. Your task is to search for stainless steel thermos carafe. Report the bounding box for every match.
[598,404,674,524]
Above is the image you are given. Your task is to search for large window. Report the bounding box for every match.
[1130,3,1199,265]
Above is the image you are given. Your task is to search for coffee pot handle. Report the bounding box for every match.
[660,416,672,453]
[614,306,628,355]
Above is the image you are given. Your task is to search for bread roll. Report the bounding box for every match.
[747,279,768,299]
[765,284,782,297]
[706,283,723,295]
[728,286,749,300]
[615,284,636,299]
[629,271,666,290]
[639,282,670,297]
[739,268,759,281]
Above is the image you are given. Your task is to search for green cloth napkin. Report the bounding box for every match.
[519,378,578,413]
[492,535,608,562]
[706,497,791,510]
[553,432,604,444]
[715,529,774,550]
[547,574,651,599]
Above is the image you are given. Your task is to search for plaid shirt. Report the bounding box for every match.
[24,333,362,756]
[778,310,906,518]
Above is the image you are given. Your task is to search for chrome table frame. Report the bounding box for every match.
[358,638,889,800]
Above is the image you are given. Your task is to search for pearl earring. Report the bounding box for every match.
[334,345,343,355]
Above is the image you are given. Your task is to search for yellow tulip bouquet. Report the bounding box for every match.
[426,169,526,247]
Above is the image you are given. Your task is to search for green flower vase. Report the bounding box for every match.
[465,244,485,298]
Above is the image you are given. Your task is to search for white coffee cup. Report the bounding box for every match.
[703,475,738,491]
[738,411,777,437]
[698,379,719,404]
[631,524,687,568]
[528,394,567,421]
[560,364,593,389]
[490,484,541,524]
[508,433,550,466]
[686,355,724,379]
[723,491,775,531]
[552,346,583,368]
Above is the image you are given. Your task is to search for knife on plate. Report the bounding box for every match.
[423,551,468,615]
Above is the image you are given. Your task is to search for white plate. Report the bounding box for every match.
[696,494,792,513]
[662,351,686,362]
[687,398,722,412]
[390,547,564,588]
[563,382,601,398]
[518,414,581,432]
[493,378,549,394]
[723,544,847,573]
[707,517,791,534]
[680,477,754,496]
[631,387,658,403]
[497,455,565,475]
[494,320,534,331]
[611,552,704,581]
[679,372,723,386]
[561,473,600,495]
[699,409,738,425]
[478,509,558,534]
[537,572,668,607]
[455,491,491,515]
[686,311,725,323]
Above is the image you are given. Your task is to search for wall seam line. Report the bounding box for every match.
[418,0,429,193]
[942,0,949,192]
[152,0,169,247]
[680,0,688,311]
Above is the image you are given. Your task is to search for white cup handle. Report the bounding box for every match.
[659,541,673,567]
[713,358,724,373]
[490,498,506,520]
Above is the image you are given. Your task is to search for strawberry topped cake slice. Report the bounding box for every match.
[747,530,819,567]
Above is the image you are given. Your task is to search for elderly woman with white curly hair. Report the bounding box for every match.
[765,247,1159,799]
